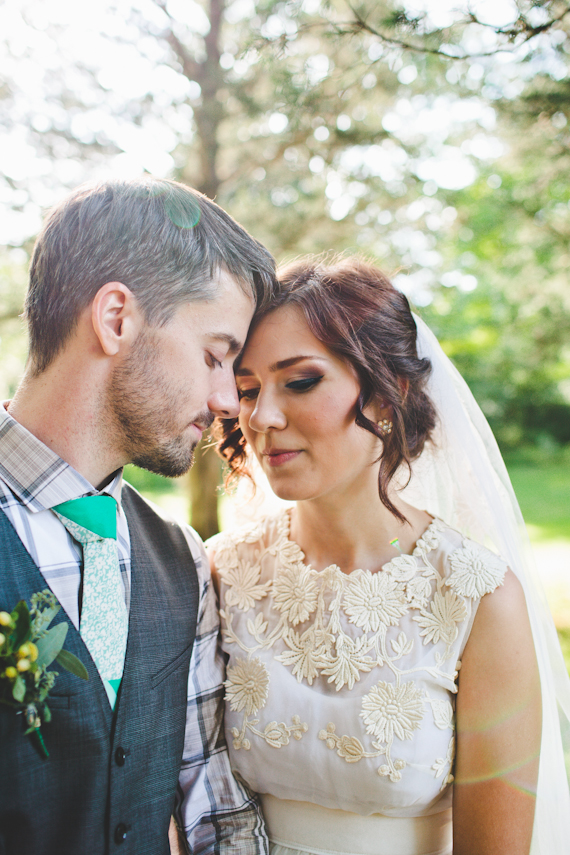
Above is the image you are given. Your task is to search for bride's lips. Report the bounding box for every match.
[262,448,301,467]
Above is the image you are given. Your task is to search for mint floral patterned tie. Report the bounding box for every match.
[53,495,128,709]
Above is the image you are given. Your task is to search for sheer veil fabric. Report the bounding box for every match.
[403,316,570,853]
[227,315,570,852]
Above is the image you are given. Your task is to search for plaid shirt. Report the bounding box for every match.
[0,403,267,854]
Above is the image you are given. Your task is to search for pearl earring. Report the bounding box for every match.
[378,418,393,436]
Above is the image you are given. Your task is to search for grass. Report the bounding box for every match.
[507,463,570,542]
[504,454,570,672]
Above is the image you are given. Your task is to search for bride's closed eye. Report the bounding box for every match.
[286,375,324,392]
[238,375,324,401]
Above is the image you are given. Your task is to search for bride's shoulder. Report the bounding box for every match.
[427,518,509,600]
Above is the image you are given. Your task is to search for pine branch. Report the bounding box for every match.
[257,1,570,61]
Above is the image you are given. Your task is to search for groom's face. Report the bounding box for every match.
[107,268,254,477]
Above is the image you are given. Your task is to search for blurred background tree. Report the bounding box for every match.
[1,0,569,545]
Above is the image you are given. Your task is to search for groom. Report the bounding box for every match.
[0,178,275,854]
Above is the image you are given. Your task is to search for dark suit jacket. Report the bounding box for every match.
[0,484,199,855]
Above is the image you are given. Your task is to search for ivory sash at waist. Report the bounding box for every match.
[261,794,453,855]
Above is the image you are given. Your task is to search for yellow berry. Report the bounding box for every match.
[0,612,12,627]
[27,642,38,662]
[0,633,5,646]
[17,659,31,672]
[18,643,38,661]
[4,666,17,679]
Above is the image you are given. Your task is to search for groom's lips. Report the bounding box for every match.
[189,423,206,440]
[189,415,214,440]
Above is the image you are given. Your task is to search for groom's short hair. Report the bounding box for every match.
[25,177,277,374]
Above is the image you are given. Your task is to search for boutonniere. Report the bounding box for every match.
[0,589,89,758]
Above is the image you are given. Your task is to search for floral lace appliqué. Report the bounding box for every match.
[432,735,455,791]
[225,656,308,750]
[215,512,504,778]
[448,539,506,598]
[320,679,424,783]
[344,570,408,632]
[220,562,272,611]
[414,590,468,658]
[273,563,319,626]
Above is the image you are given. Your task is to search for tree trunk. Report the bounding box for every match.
[185,0,226,539]
[186,436,223,540]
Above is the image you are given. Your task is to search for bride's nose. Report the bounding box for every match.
[248,389,287,433]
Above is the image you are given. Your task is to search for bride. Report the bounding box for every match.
[207,256,570,855]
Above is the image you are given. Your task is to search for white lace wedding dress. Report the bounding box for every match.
[209,510,508,855]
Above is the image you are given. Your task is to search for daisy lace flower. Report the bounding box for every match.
[361,680,424,742]
[224,657,269,715]
[448,540,506,599]
[273,564,318,626]
[414,590,468,646]
[344,570,408,633]
[220,561,272,611]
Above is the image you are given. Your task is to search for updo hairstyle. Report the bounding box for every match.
[216,256,437,522]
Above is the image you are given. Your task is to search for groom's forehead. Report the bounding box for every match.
[165,274,255,345]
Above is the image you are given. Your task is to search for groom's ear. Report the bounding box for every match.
[91,282,143,357]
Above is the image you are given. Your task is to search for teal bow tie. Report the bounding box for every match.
[54,495,128,709]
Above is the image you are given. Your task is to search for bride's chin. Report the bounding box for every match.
[266,477,315,503]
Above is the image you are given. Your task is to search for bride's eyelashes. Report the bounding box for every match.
[238,374,324,401]
[285,375,324,392]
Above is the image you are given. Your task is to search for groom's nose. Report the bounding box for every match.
[208,367,240,419]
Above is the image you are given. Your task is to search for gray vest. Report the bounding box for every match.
[0,484,200,855]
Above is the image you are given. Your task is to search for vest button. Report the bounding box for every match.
[115,746,127,766]
[114,823,129,844]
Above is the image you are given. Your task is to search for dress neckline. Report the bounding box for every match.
[280,507,441,577]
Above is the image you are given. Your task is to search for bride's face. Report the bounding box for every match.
[236,305,382,503]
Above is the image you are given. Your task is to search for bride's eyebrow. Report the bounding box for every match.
[235,356,324,377]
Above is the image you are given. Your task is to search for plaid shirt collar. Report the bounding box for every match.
[0,402,123,512]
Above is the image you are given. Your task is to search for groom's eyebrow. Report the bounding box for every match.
[236,356,316,376]
[210,333,243,355]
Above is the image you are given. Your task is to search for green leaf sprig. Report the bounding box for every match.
[0,590,88,758]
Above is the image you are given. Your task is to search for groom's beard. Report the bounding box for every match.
[107,327,213,478]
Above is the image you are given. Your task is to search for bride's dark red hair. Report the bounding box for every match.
[215,256,437,522]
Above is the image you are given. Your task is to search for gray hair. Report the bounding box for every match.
[26,177,277,373]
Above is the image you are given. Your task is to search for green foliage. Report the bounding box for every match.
[0,590,88,759]
[123,464,178,497]
[35,623,69,670]
[0,248,28,399]
[420,272,570,451]
[1,0,569,457]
